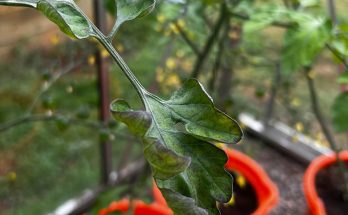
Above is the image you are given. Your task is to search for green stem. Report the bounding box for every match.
[305,67,348,200]
[208,22,228,92]
[174,21,200,55]
[191,3,227,79]
[326,44,348,70]
[107,23,120,43]
[93,27,148,107]
[26,61,81,115]
[228,11,295,29]
[0,114,96,132]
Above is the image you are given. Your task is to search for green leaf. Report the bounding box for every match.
[0,0,38,7]
[243,4,291,33]
[112,0,156,33]
[298,0,320,9]
[332,93,348,132]
[0,0,94,39]
[281,16,331,74]
[37,0,93,39]
[337,73,348,84]
[111,99,191,180]
[111,79,242,214]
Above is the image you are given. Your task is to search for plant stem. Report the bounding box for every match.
[326,44,348,70]
[305,67,348,200]
[93,28,148,107]
[0,114,97,131]
[174,21,200,55]
[191,3,227,79]
[208,21,228,92]
[228,11,295,29]
[327,0,337,25]
[263,62,281,125]
[26,61,81,115]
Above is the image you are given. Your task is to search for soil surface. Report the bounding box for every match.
[232,135,307,215]
[316,164,348,215]
[219,172,258,215]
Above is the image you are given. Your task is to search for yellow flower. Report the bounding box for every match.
[101,49,109,58]
[88,55,96,65]
[115,43,124,53]
[169,23,179,34]
[7,172,17,182]
[181,60,193,72]
[165,73,181,88]
[50,34,60,45]
[176,50,185,58]
[156,67,164,83]
[228,31,239,40]
[177,19,186,29]
[66,85,74,94]
[290,97,301,107]
[295,122,304,132]
[236,174,247,189]
[166,58,176,70]
[46,109,53,117]
[292,135,299,143]
[157,14,166,24]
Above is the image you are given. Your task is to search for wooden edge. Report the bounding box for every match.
[238,113,332,165]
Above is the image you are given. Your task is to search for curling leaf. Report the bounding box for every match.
[0,0,93,39]
[0,0,38,7]
[108,0,156,37]
[111,79,242,214]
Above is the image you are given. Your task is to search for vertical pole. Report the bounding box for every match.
[263,62,281,125]
[327,0,337,26]
[93,0,112,185]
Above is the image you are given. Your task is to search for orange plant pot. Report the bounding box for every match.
[98,199,173,215]
[303,151,348,215]
[153,148,279,215]
[224,148,279,215]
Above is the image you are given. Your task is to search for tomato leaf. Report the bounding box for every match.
[111,79,242,214]
[108,0,156,38]
[332,92,348,132]
[243,4,291,33]
[0,0,94,39]
[337,72,348,84]
[281,16,331,74]
[0,0,38,7]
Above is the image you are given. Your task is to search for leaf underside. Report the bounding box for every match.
[114,0,156,29]
[111,79,242,215]
[0,0,93,39]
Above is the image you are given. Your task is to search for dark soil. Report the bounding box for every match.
[219,172,258,215]
[316,163,348,215]
[232,135,307,215]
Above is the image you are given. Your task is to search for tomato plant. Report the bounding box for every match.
[0,0,243,214]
